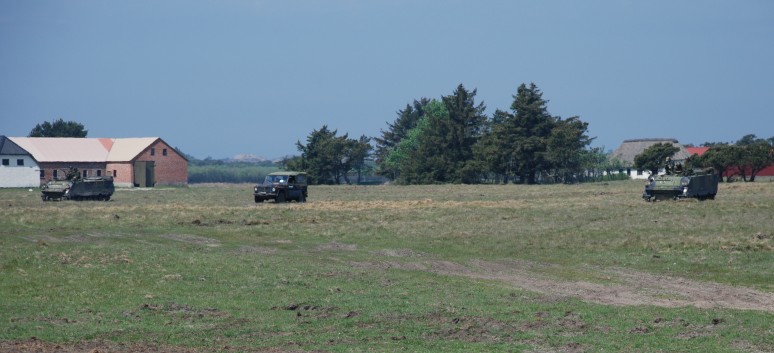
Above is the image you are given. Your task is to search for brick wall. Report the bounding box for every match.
[133,139,188,186]
[38,162,106,185]
[105,162,134,187]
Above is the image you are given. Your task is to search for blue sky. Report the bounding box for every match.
[2,0,773,160]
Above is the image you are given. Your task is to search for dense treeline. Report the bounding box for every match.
[284,126,372,184]
[372,83,595,184]
[292,82,623,185]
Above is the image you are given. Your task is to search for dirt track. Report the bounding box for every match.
[350,257,774,312]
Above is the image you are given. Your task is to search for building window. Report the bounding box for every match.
[40,170,45,178]
[1,159,8,166]
[637,169,643,176]
[83,170,89,178]
[113,170,117,178]
[151,148,155,156]
[97,170,102,176]
[163,148,168,156]
[53,170,58,179]
[17,159,24,166]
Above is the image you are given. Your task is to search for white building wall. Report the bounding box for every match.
[0,155,40,188]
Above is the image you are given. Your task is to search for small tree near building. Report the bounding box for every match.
[634,143,680,175]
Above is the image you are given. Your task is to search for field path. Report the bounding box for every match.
[352,258,774,312]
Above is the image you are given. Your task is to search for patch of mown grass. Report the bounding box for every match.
[0,181,772,352]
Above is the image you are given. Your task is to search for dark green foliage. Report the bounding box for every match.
[295,125,372,184]
[380,83,595,184]
[545,116,594,183]
[374,98,430,179]
[475,83,591,184]
[391,85,488,184]
[634,143,680,175]
[28,118,88,137]
[696,135,774,182]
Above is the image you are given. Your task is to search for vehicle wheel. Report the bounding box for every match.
[708,193,716,200]
[104,195,111,201]
[254,196,263,203]
[298,193,306,203]
[276,192,286,203]
[41,195,48,201]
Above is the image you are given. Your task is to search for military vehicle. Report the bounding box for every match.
[253,171,308,203]
[643,161,718,201]
[41,168,115,201]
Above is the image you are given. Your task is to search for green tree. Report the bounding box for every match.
[394,100,449,184]
[29,118,88,137]
[473,109,512,183]
[374,98,429,179]
[634,143,680,175]
[545,116,594,183]
[736,137,773,182]
[695,144,736,182]
[505,83,557,184]
[440,84,488,183]
[295,126,372,185]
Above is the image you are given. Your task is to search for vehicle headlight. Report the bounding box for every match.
[254,187,258,192]
[680,177,690,186]
[271,187,276,192]
[683,187,688,195]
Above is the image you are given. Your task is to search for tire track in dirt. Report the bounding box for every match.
[351,257,774,312]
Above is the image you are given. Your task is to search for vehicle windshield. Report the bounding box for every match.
[264,175,289,184]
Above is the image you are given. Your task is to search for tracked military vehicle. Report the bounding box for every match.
[643,161,718,201]
[253,171,308,203]
[41,168,115,201]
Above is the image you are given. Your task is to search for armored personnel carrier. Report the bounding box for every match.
[253,171,308,203]
[41,168,114,201]
[643,164,718,201]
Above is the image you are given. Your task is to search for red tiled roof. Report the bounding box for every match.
[686,147,709,156]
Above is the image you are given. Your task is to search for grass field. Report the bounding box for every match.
[1,180,772,352]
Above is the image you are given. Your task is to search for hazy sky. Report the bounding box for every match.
[2,0,773,159]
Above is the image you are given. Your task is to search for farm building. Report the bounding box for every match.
[0,135,41,188]
[610,138,691,179]
[8,137,187,187]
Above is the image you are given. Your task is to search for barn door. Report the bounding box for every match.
[133,161,155,187]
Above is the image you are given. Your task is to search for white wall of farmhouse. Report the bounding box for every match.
[0,155,40,188]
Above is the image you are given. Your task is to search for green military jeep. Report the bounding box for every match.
[253,171,308,203]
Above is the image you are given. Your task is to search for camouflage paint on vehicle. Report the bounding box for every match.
[41,168,115,201]
[643,169,718,201]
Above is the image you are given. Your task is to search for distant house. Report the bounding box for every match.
[0,135,40,188]
[9,137,188,187]
[610,138,691,179]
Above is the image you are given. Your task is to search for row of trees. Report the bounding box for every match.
[371,83,593,184]
[284,126,372,184]
[290,83,595,185]
[698,135,774,182]
[633,135,774,182]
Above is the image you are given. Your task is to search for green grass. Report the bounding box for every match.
[0,180,772,352]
